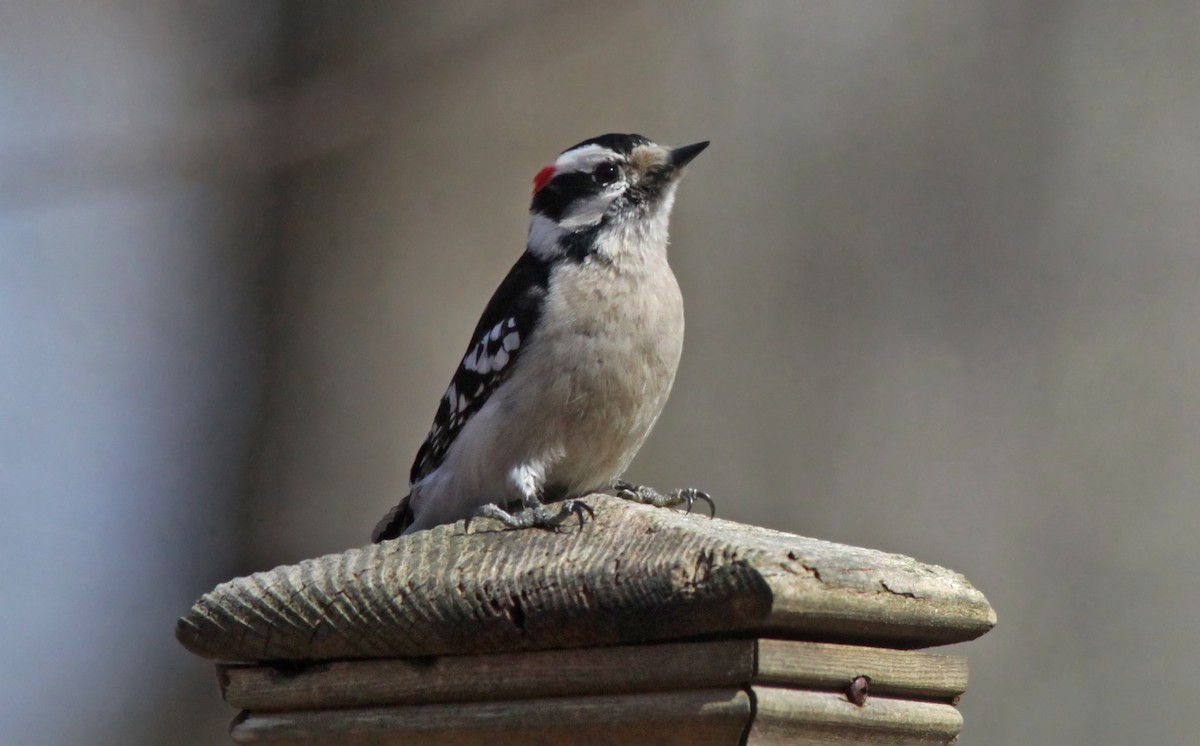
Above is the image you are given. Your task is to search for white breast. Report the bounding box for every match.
[521,246,685,493]
[405,196,687,532]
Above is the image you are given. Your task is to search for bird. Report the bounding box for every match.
[372,133,712,541]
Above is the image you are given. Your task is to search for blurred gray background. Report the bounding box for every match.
[2,1,1197,743]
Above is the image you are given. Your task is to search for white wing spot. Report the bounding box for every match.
[502,332,520,351]
[491,347,509,371]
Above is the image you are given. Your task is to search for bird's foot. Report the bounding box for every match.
[466,498,594,532]
[610,480,715,518]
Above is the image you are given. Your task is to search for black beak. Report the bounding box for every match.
[669,140,710,170]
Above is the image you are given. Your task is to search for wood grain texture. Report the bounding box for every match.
[219,639,753,711]
[229,688,752,745]
[218,639,967,712]
[178,496,995,661]
[755,640,969,702]
[748,687,963,745]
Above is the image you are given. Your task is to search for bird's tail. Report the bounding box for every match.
[371,494,414,542]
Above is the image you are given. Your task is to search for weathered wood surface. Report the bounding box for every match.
[220,639,754,713]
[228,687,963,746]
[178,496,995,661]
[230,688,752,745]
[219,639,968,712]
[755,640,968,702]
[748,688,962,745]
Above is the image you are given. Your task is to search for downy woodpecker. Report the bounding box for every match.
[373,134,711,541]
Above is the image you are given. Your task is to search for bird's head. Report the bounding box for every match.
[527,134,708,261]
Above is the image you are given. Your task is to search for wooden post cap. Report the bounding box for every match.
[177,496,995,662]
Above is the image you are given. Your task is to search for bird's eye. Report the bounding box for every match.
[593,162,620,185]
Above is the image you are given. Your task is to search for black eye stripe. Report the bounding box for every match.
[530,171,605,221]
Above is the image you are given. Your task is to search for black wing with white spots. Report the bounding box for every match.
[409,251,551,484]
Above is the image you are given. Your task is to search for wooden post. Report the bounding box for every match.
[178,496,995,745]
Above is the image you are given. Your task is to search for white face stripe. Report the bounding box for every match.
[555,144,620,174]
[552,145,629,230]
[531,141,672,245]
[561,193,617,229]
[528,213,567,257]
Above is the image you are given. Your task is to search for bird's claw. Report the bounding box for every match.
[672,487,716,518]
[465,498,594,532]
[565,499,596,528]
[610,480,715,518]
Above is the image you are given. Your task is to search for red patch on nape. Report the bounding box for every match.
[532,165,556,195]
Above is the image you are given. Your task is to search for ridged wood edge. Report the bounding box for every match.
[749,687,963,745]
[178,496,995,661]
[230,688,752,746]
[217,639,968,712]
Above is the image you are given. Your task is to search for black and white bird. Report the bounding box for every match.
[372,134,711,541]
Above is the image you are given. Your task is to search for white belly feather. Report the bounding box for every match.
[405,254,684,532]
